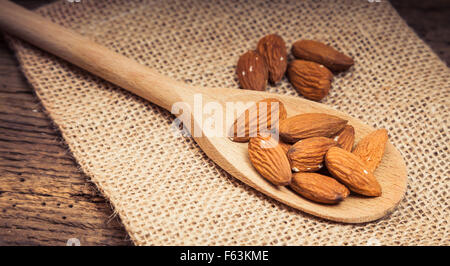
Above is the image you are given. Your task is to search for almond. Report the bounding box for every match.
[257,34,287,83]
[325,147,381,197]
[334,125,355,152]
[279,113,348,143]
[290,173,350,204]
[248,135,292,186]
[287,137,336,172]
[236,50,268,91]
[287,60,333,101]
[229,98,287,142]
[353,129,388,172]
[291,40,354,72]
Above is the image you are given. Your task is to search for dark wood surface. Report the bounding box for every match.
[0,0,132,246]
[0,0,449,246]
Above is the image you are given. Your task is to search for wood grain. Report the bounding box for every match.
[0,0,447,244]
[0,0,131,246]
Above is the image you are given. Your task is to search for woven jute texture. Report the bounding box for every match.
[8,0,449,245]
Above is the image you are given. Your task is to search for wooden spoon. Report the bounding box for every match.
[0,0,407,223]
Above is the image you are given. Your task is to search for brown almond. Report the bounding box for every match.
[229,98,287,142]
[257,34,287,83]
[248,135,292,186]
[287,137,336,172]
[334,125,355,152]
[236,50,268,91]
[325,147,382,197]
[290,173,350,204]
[279,113,348,143]
[287,60,333,101]
[291,40,354,72]
[353,129,388,172]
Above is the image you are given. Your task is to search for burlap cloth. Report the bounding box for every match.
[7,0,449,245]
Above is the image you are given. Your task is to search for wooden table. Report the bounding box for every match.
[0,0,448,246]
[0,0,132,246]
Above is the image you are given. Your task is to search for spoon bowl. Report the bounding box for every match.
[194,88,407,223]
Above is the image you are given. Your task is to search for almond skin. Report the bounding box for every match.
[325,147,382,197]
[334,125,355,152]
[236,50,268,91]
[291,40,354,72]
[229,98,287,142]
[353,129,388,172]
[257,34,287,83]
[287,60,333,101]
[290,173,350,204]
[287,137,336,172]
[248,135,292,186]
[279,113,348,143]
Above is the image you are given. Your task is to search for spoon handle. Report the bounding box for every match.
[0,0,190,111]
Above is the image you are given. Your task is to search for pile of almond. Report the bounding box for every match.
[236,34,353,101]
[230,98,388,204]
